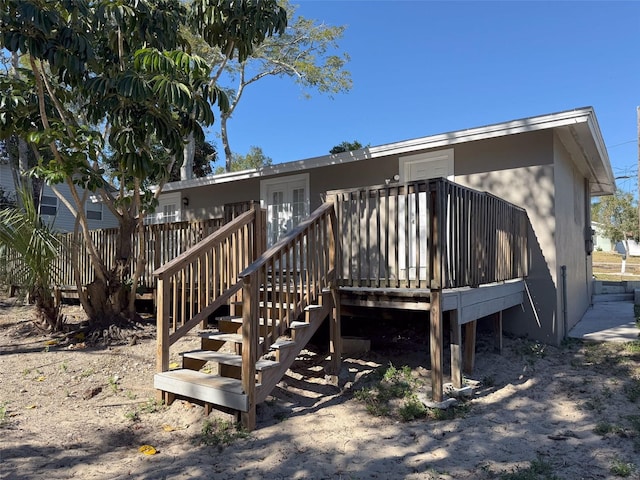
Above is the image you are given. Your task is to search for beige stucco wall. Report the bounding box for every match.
[452,130,560,343]
[180,177,262,221]
[552,135,592,342]
[167,128,599,345]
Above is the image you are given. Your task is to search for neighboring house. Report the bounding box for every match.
[155,106,614,346]
[591,221,614,252]
[0,162,118,232]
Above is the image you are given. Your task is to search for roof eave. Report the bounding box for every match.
[162,107,614,193]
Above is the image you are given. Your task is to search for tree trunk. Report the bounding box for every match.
[84,215,136,321]
[221,113,233,172]
[33,285,64,332]
[181,133,195,180]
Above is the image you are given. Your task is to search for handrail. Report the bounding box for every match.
[154,207,258,278]
[239,202,335,279]
[155,202,266,373]
[239,201,337,429]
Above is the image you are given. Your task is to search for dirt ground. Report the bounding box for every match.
[1,297,639,480]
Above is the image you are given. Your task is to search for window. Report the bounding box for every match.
[86,202,103,221]
[40,195,57,216]
[163,203,178,223]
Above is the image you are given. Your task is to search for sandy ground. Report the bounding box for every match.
[1,298,639,480]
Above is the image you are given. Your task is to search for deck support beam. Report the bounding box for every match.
[493,311,503,354]
[463,320,477,374]
[449,309,463,389]
[430,289,443,402]
[329,287,342,377]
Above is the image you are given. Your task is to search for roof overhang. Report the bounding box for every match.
[162,106,615,196]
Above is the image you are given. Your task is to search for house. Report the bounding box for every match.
[592,221,614,252]
[155,107,614,347]
[0,162,119,232]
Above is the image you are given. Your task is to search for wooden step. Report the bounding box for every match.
[154,369,251,412]
[290,320,309,341]
[232,301,297,310]
[268,339,297,364]
[216,315,279,334]
[216,315,279,326]
[182,350,278,371]
[199,332,264,344]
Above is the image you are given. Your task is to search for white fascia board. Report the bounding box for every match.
[162,107,602,193]
[585,114,615,192]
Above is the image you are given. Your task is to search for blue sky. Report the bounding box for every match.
[209,1,640,193]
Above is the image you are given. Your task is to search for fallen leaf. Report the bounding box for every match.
[45,340,58,346]
[138,445,157,455]
[162,424,175,432]
[36,376,45,382]
[25,405,37,409]
[169,362,179,369]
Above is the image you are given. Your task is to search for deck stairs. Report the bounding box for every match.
[154,284,333,414]
[153,202,338,426]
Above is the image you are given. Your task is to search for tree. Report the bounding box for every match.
[0,0,286,324]
[215,146,272,173]
[105,137,217,183]
[198,0,351,170]
[592,191,639,245]
[329,140,367,155]
[0,187,63,331]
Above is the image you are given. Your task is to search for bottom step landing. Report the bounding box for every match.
[154,369,251,412]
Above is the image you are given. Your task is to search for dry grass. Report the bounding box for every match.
[592,251,640,280]
[593,251,640,265]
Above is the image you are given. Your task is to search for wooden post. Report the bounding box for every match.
[199,255,207,330]
[449,310,463,389]
[252,201,266,261]
[463,320,477,374]
[429,184,443,403]
[330,286,342,377]
[493,311,503,354]
[430,290,443,402]
[241,275,257,431]
[156,276,170,402]
[327,202,342,377]
[156,276,170,373]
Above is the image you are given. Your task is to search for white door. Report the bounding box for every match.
[149,192,181,224]
[261,174,309,246]
[398,150,454,280]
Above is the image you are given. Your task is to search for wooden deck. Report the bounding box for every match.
[1,178,530,430]
[148,178,530,429]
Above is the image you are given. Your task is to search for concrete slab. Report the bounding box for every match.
[569,301,639,342]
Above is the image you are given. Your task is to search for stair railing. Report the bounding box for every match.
[238,201,337,428]
[154,202,266,373]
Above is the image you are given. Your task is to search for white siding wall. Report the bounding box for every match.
[39,183,119,232]
[0,162,118,232]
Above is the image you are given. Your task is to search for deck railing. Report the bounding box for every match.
[3,201,254,294]
[56,218,226,291]
[328,178,528,290]
[154,203,266,372]
[237,201,337,427]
